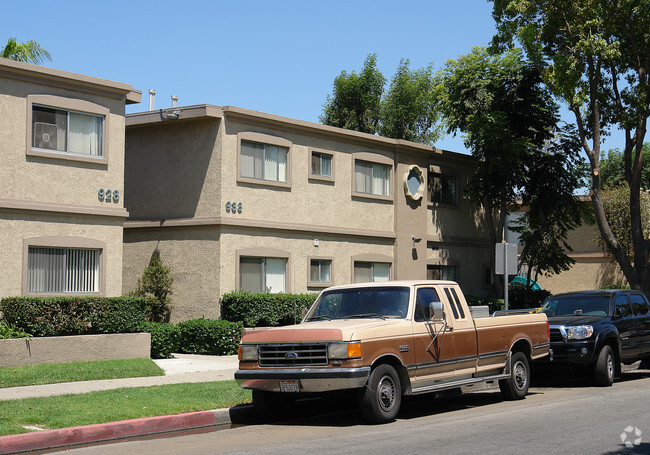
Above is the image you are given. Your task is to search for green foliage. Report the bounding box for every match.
[221,291,318,327]
[321,54,442,145]
[177,319,243,356]
[600,144,650,189]
[0,297,147,337]
[320,54,385,134]
[1,37,51,64]
[598,182,650,260]
[132,250,174,322]
[140,322,181,359]
[379,59,443,144]
[507,286,551,309]
[491,0,650,293]
[465,295,504,314]
[0,320,31,340]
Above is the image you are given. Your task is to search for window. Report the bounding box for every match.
[415,287,441,322]
[427,264,457,281]
[615,294,633,317]
[354,261,391,283]
[239,257,287,293]
[629,294,649,315]
[310,259,332,284]
[32,105,104,157]
[354,160,391,196]
[311,151,332,178]
[240,140,288,182]
[429,169,457,206]
[27,247,101,294]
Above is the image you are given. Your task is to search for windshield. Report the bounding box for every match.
[541,294,611,317]
[306,287,410,321]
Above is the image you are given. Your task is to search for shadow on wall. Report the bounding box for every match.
[596,260,628,288]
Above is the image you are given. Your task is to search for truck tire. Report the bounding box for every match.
[360,364,401,423]
[499,352,530,400]
[639,357,650,370]
[594,345,615,386]
[252,390,294,421]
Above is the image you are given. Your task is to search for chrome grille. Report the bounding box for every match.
[258,343,328,367]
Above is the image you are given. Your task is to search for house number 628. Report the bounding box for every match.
[98,188,120,202]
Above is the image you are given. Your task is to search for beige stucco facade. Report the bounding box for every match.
[0,59,140,298]
[124,105,494,322]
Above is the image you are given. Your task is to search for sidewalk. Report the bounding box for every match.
[0,354,247,454]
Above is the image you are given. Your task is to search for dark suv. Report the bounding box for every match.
[539,289,650,386]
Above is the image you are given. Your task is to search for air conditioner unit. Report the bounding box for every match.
[33,122,58,150]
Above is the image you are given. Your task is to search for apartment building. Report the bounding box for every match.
[0,59,140,298]
[123,105,493,321]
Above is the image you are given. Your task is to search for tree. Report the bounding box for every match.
[320,54,385,134]
[491,0,650,294]
[379,60,443,144]
[321,55,442,145]
[1,37,51,64]
[600,143,650,189]
[133,250,174,322]
[439,47,588,295]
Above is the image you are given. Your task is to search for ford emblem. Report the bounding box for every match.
[285,352,299,358]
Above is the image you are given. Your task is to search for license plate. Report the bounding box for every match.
[279,380,300,392]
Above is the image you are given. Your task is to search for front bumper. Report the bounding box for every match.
[235,367,371,393]
[541,340,598,365]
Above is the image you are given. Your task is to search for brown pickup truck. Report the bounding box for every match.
[236,280,549,423]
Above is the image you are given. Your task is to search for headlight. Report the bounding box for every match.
[566,325,593,340]
[239,344,258,361]
[328,342,362,359]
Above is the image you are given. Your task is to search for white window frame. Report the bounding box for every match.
[27,94,109,165]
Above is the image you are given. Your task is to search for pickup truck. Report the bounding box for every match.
[235,280,550,423]
[538,289,650,386]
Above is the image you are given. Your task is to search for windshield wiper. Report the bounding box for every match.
[308,315,331,321]
[347,313,381,319]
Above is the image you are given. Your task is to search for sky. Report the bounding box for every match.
[2,0,624,154]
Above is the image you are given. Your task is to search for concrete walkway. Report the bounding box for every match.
[0,354,239,401]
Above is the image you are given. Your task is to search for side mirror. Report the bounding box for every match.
[429,301,445,322]
[615,307,627,318]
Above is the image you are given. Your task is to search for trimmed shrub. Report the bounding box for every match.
[177,319,243,356]
[465,295,504,314]
[0,297,148,337]
[140,322,180,359]
[221,291,317,327]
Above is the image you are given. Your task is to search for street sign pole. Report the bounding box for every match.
[495,242,517,311]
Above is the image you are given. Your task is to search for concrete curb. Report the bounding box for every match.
[0,408,234,454]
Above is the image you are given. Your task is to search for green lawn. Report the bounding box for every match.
[0,359,164,388]
[0,381,251,436]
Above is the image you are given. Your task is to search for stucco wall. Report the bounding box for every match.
[125,118,221,220]
[538,257,626,294]
[0,333,151,367]
[0,79,126,208]
[220,118,395,233]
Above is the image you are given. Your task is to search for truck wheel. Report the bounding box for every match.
[594,345,615,386]
[360,364,401,423]
[499,352,530,400]
[252,390,294,421]
[639,358,650,370]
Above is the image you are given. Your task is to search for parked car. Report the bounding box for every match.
[236,280,549,423]
[538,289,650,386]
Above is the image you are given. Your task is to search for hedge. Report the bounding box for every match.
[140,322,180,359]
[177,319,243,356]
[0,297,148,337]
[221,291,318,327]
